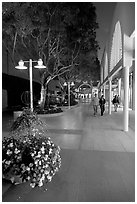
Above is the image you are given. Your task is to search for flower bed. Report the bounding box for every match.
[35,105,63,115]
[2,108,61,188]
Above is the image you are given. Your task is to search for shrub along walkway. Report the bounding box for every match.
[2,103,135,202]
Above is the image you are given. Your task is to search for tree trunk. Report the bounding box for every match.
[39,77,52,110]
[39,85,47,110]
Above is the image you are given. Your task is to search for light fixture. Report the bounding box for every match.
[34,59,46,69]
[63,81,74,109]
[15,60,27,70]
[71,81,75,86]
[15,58,46,112]
[63,82,67,86]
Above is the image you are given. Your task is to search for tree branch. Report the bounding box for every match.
[55,64,72,75]
[12,31,17,57]
[21,36,32,58]
[2,40,16,66]
[45,68,70,86]
[41,28,51,51]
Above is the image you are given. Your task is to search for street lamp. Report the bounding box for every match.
[64,81,74,109]
[15,59,46,112]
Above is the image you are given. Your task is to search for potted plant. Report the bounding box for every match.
[2,108,61,188]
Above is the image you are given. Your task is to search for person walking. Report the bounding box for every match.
[92,93,99,116]
[112,95,119,112]
[99,95,106,116]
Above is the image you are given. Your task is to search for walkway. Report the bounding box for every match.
[2,103,135,202]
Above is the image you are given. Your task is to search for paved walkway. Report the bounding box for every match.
[2,103,135,202]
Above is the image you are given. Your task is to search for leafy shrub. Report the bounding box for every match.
[2,108,61,188]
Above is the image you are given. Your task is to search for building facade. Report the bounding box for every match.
[99,2,135,131]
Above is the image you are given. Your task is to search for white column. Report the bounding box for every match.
[123,66,129,131]
[100,87,103,98]
[68,82,70,109]
[103,85,106,98]
[29,59,33,112]
[118,78,121,97]
[123,34,133,131]
[108,78,112,115]
[132,68,135,110]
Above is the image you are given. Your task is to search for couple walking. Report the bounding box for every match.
[91,94,106,116]
[112,95,120,112]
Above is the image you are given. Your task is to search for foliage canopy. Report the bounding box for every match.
[2,2,100,85]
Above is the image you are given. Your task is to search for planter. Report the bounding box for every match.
[13,111,22,120]
[3,108,61,188]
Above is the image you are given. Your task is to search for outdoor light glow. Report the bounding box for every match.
[34,59,46,69]
[15,60,27,70]
[38,59,43,66]
[63,81,74,109]
[71,81,75,86]
[19,60,24,67]
[15,58,46,112]
[64,82,67,86]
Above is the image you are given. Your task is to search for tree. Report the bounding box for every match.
[2,2,99,109]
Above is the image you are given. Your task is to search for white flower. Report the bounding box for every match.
[40,169,44,173]
[33,173,36,177]
[17,155,21,160]
[14,148,20,154]
[40,146,45,153]
[37,154,41,158]
[47,141,51,145]
[6,149,12,155]
[5,160,11,165]
[10,177,15,183]
[35,153,41,158]
[41,175,45,180]
[27,176,30,180]
[29,163,33,167]
[32,178,36,182]
[8,143,13,147]
[44,155,48,160]
[47,175,52,182]
[49,148,52,154]
[45,169,50,175]
[38,166,41,170]
[38,181,43,187]
[34,160,38,165]
[45,164,49,168]
[26,167,30,171]
[31,153,35,157]
[2,159,6,163]
[30,183,35,188]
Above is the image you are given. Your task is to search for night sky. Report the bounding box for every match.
[93,2,116,62]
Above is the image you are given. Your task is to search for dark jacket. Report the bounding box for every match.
[99,97,106,106]
[112,97,119,104]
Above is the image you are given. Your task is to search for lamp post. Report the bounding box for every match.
[64,81,74,109]
[15,59,46,112]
